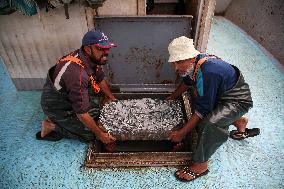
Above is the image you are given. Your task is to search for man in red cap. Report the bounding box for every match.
[36,29,117,145]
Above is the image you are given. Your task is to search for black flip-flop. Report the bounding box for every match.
[175,166,209,182]
[36,131,63,141]
[230,128,260,140]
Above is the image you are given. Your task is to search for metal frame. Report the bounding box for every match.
[85,91,195,168]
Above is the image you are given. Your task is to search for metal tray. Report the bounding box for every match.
[99,92,192,141]
[85,92,196,168]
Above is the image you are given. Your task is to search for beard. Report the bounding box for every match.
[179,65,195,78]
[90,54,108,65]
[90,47,108,65]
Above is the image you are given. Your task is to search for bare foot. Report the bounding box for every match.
[41,119,56,138]
[233,116,248,133]
[176,161,208,181]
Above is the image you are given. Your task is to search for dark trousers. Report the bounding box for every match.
[41,67,100,142]
[192,66,253,162]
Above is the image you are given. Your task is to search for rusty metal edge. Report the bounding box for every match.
[84,90,196,168]
[85,143,193,168]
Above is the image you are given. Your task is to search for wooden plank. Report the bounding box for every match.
[86,151,192,168]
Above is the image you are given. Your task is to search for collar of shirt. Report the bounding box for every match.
[192,53,208,71]
[194,53,207,64]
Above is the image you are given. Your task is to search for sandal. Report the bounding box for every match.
[174,166,209,182]
[230,128,260,140]
[36,131,63,141]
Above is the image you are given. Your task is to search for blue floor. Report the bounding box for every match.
[0,16,284,189]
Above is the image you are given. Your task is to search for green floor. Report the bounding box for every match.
[0,16,283,189]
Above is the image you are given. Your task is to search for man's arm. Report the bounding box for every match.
[168,113,201,142]
[77,112,116,144]
[99,79,117,101]
[166,82,189,100]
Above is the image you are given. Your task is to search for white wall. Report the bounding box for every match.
[98,0,146,15]
[0,3,88,80]
[225,0,284,64]
[214,0,232,14]
[0,0,146,90]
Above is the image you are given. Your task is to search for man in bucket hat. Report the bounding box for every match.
[167,36,259,181]
[36,29,117,146]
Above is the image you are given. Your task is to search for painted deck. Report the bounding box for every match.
[0,16,283,189]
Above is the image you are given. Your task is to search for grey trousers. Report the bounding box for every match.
[192,66,253,162]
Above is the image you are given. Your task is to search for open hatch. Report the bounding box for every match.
[85,91,197,168]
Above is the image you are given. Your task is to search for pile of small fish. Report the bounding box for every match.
[99,98,184,140]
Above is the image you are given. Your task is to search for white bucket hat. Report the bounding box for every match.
[168,36,200,62]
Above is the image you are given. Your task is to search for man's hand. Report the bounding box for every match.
[101,97,118,106]
[165,95,175,101]
[77,113,117,144]
[169,114,201,143]
[166,82,189,101]
[97,132,116,144]
[168,129,186,143]
[105,142,116,152]
[110,97,118,102]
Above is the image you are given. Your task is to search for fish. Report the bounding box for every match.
[99,98,184,140]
